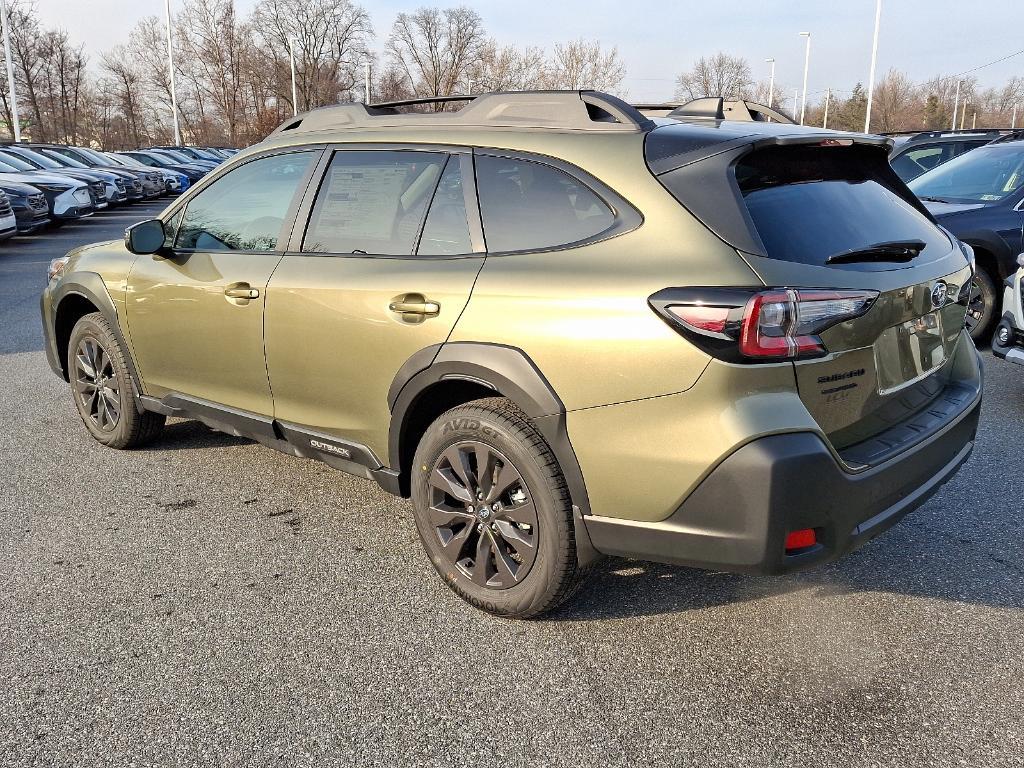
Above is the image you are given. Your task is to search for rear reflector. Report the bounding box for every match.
[785,528,817,552]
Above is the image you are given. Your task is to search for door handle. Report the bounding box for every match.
[224,285,260,300]
[389,294,440,317]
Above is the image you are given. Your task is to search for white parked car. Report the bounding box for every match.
[993,254,1024,366]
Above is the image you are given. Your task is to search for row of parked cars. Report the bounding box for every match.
[0,144,238,241]
[890,129,1024,342]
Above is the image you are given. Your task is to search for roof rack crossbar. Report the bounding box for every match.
[270,90,654,136]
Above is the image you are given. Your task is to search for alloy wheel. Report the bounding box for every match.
[73,337,120,432]
[426,441,539,589]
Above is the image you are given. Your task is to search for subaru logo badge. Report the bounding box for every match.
[931,282,948,309]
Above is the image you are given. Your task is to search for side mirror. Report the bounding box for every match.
[125,219,166,255]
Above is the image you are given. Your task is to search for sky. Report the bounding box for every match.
[34,0,1024,105]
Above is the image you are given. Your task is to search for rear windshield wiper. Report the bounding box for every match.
[825,239,927,265]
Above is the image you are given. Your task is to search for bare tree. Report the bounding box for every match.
[871,68,920,132]
[387,6,487,107]
[675,53,753,101]
[252,0,372,115]
[547,39,625,94]
[101,47,146,148]
[470,43,547,93]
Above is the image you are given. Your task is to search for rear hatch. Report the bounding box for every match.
[649,126,973,462]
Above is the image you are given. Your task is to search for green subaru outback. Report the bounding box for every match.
[41,92,982,617]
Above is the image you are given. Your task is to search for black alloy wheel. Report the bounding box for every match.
[73,337,121,432]
[425,441,539,589]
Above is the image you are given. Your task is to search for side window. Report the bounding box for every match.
[417,158,472,255]
[303,150,446,255]
[475,155,615,253]
[175,151,315,252]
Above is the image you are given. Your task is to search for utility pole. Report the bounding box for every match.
[798,32,811,125]
[951,80,961,131]
[288,36,298,116]
[972,112,976,129]
[765,58,775,107]
[164,0,180,145]
[0,0,19,142]
[823,88,831,129]
[960,100,968,130]
[864,0,882,133]
[364,61,370,104]
[1012,105,1018,129]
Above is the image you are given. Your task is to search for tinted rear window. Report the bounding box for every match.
[737,145,949,268]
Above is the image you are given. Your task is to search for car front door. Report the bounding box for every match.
[126,148,320,415]
[264,147,485,464]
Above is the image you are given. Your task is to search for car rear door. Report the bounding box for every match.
[263,146,484,465]
[126,148,320,415]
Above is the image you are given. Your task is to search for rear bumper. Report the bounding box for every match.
[584,354,982,575]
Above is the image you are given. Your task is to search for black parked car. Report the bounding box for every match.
[889,129,1009,183]
[909,132,1024,339]
[0,179,51,233]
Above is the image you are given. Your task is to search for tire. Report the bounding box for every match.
[411,397,586,618]
[966,268,998,343]
[67,312,165,449]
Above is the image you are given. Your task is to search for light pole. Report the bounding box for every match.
[364,61,371,104]
[951,80,961,131]
[960,100,968,130]
[1013,105,1018,129]
[288,36,298,116]
[0,0,19,142]
[765,58,775,107]
[864,0,881,133]
[798,32,811,125]
[164,0,180,145]
[823,87,831,129]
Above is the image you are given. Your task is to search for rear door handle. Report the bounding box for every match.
[389,294,440,317]
[225,285,260,299]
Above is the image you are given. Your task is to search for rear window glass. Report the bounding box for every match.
[737,145,949,267]
[475,156,614,252]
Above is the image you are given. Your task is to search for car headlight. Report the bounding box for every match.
[48,256,69,281]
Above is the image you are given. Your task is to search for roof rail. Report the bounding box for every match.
[636,98,795,124]
[989,129,1024,144]
[269,90,655,136]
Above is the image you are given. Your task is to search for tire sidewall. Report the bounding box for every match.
[411,407,569,617]
[969,269,998,342]
[67,315,135,447]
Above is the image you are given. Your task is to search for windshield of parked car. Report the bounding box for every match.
[8,147,62,170]
[910,143,1024,204]
[134,152,173,168]
[0,157,22,172]
[77,148,112,165]
[152,149,191,164]
[40,149,89,169]
[0,151,37,171]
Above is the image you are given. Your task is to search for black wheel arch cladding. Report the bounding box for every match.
[388,342,592,515]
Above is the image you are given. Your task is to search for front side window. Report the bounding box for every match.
[303,150,446,255]
[176,151,315,252]
[475,155,615,253]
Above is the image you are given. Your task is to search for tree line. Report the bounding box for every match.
[677,52,1023,132]
[0,1,1020,149]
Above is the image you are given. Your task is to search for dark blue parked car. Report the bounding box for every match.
[910,133,1024,340]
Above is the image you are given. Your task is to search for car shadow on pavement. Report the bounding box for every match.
[550,527,1024,621]
[139,419,254,451]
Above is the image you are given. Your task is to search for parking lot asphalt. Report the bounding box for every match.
[1,207,1023,767]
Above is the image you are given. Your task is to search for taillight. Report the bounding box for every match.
[650,287,877,362]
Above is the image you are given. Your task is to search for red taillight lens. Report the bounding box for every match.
[739,289,876,360]
[666,304,731,334]
[650,286,877,363]
[785,528,817,551]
